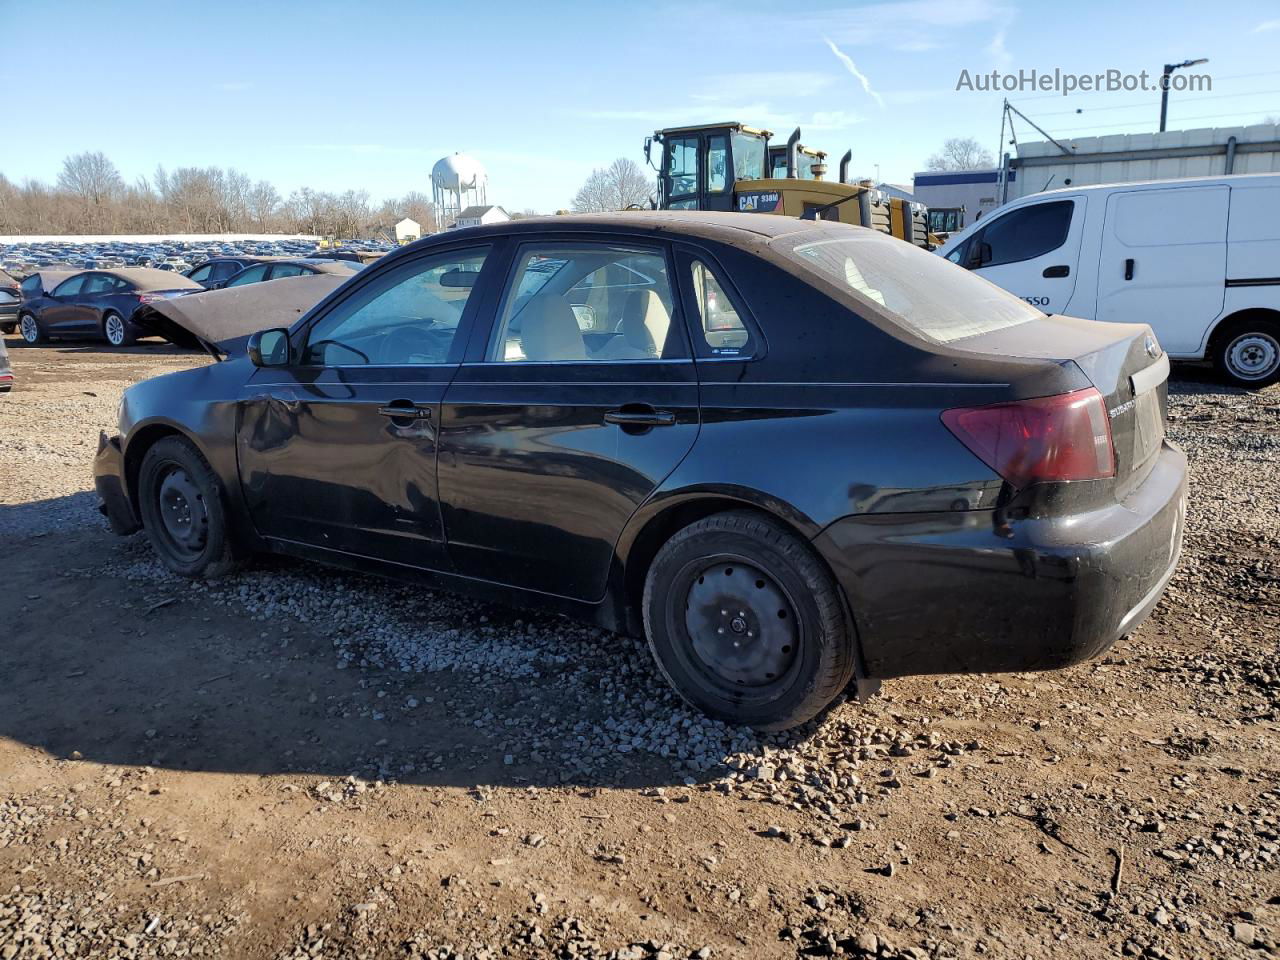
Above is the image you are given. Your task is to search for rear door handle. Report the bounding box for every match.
[1042,264,1070,278]
[1124,258,1135,281]
[604,408,676,427]
[378,402,432,420]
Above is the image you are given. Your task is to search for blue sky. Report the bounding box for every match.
[2,0,1278,212]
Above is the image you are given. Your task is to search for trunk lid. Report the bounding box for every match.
[955,315,1169,494]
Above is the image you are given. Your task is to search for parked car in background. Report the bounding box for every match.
[95,212,1187,730]
[218,258,364,289]
[0,269,22,334]
[938,172,1280,387]
[0,335,11,393]
[17,268,202,346]
[184,257,266,289]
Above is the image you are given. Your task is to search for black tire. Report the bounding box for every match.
[137,436,242,578]
[102,311,135,347]
[1212,316,1280,388]
[643,510,856,731]
[18,313,44,345]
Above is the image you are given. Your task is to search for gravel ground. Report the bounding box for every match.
[0,337,1277,960]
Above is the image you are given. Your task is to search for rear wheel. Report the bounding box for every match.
[138,436,241,578]
[19,313,43,345]
[1213,317,1280,388]
[643,510,856,731]
[102,311,134,347]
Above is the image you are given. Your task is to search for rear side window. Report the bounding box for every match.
[976,200,1073,267]
[777,232,1041,344]
[689,260,751,355]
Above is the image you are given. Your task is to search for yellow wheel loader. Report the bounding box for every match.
[645,122,934,248]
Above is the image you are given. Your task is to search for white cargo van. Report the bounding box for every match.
[938,173,1280,387]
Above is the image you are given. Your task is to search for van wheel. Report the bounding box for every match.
[642,510,856,731]
[138,436,242,578]
[1214,317,1280,388]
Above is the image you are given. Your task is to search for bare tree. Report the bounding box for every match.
[572,158,653,212]
[56,151,124,229]
[925,137,995,171]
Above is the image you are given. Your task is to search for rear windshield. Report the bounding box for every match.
[775,232,1041,343]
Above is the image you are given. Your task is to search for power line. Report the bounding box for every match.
[1007,69,1280,105]
[1044,108,1278,136]
[1028,88,1280,118]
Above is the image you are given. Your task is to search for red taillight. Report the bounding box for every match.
[941,387,1115,488]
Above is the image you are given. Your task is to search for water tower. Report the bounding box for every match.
[432,153,488,228]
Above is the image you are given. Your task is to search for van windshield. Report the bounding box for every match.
[775,231,1042,343]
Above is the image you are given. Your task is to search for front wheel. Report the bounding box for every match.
[19,313,43,345]
[643,511,856,731]
[137,436,241,578]
[1214,318,1280,388]
[102,311,134,347]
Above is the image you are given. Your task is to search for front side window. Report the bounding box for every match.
[53,275,86,297]
[666,136,698,198]
[303,247,489,366]
[706,135,728,193]
[490,245,676,362]
[188,264,213,282]
[270,264,307,279]
[689,260,750,355]
[227,264,268,287]
[974,200,1073,267]
[211,261,241,281]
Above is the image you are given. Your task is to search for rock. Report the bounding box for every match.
[1231,922,1257,946]
[853,932,879,955]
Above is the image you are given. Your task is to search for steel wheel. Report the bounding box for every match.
[156,466,209,559]
[104,313,127,347]
[684,559,800,690]
[19,314,40,344]
[1224,331,1280,383]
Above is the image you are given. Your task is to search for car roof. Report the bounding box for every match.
[102,268,204,290]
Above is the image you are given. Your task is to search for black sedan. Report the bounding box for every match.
[18,268,202,346]
[94,212,1187,730]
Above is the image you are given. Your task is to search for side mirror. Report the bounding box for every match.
[248,328,290,367]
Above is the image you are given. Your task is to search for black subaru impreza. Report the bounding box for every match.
[95,212,1187,730]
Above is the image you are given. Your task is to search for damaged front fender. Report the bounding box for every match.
[94,432,140,536]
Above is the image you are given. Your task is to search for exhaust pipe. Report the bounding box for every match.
[838,150,852,184]
[785,127,801,179]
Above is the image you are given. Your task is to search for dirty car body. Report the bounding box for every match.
[95,212,1187,729]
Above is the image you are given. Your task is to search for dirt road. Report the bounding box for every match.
[1,339,1276,960]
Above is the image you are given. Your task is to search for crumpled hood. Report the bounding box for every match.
[132,274,347,357]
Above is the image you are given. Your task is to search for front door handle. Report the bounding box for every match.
[378,402,432,420]
[604,407,677,427]
[1042,264,1070,278]
[1124,258,1135,281]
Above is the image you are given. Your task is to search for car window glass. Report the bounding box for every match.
[83,274,115,294]
[666,136,698,197]
[706,135,728,193]
[490,245,676,363]
[212,261,239,280]
[270,264,306,279]
[227,264,268,287]
[21,275,42,297]
[977,200,1073,267]
[689,260,750,355]
[52,275,86,297]
[188,264,213,282]
[304,248,489,366]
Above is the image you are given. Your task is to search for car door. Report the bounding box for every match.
[79,273,119,332]
[1094,185,1228,354]
[436,238,700,602]
[956,198,1082,316]
[43,274,88,331]
[236,244,495,570]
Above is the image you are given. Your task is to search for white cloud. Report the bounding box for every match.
[985,24,1012,68]
[1255,19,1280,33]
[823,38,886,109]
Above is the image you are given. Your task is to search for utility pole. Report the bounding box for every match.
[1159,58,1209,132]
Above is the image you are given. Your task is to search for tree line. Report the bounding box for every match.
[0,151,441,237]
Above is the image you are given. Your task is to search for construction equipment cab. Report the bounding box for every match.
[646,121,933,248]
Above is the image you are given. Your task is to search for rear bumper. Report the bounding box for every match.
[815,441,1188,679]
[0,303,17,324]
[94,431,141,535]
